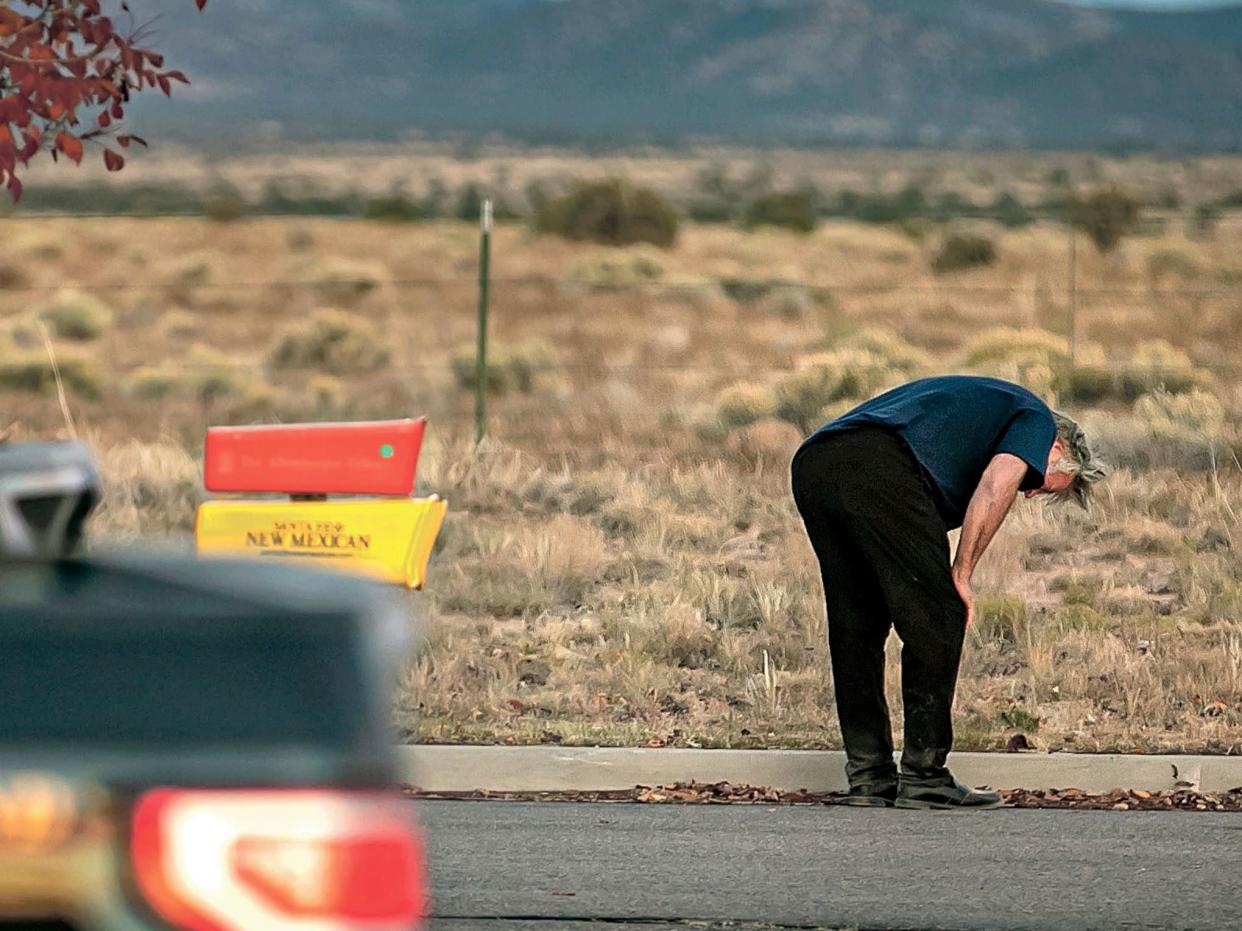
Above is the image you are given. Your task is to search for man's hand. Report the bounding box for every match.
[953,571,975,628]
[952,453,1029,628]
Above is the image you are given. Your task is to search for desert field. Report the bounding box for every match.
[11,141,1242,217]
[3,155,1241,753]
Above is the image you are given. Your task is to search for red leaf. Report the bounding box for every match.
[56,132,84,164]
[0,0,207,183]
[0,96,23,123]
[7,174,22,203]
[20,126,42,161]
[0,9,24,39]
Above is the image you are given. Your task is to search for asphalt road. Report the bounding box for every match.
[421,801,1242,931]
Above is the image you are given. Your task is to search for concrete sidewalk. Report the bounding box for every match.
[398,745,1242,794]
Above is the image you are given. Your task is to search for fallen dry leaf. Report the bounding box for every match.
[406,782,1242,811]
[1002,786,1242,812]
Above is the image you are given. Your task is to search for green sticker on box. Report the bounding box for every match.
[380,444,395,459]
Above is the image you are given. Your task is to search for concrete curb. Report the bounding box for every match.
[397,746,1242,794]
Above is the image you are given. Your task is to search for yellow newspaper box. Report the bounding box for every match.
[195,497,447,589]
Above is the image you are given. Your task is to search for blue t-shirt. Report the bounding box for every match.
[798,375,1056,529]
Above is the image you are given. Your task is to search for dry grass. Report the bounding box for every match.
[5,163,1242,753]
[90,437,202,540]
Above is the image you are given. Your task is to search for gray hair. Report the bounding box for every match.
[1050,411,1108,510]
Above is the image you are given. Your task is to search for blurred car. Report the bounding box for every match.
[0,442,428,930]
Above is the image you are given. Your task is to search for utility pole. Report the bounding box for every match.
[1067,229,1078,405]
[475,198,493,446]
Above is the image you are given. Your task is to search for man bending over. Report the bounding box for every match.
[791,375,1106,809]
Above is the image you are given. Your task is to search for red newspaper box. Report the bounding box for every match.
[204,418,426,497]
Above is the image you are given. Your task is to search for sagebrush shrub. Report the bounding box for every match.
[959,327,1099,403]
[308,375,345,414]
[774,368,838,433]
[126,366,180,401]
[758,286,815,320]
[1120,340,1201,400]
[743,190,817,234]
[225,382,285,423]
[188,344,247,404]
[312,259,387,306]
[37,291,114,341]
[1092,388,1232,471]
[450,339,561,395]
[1147,249,1200,283]
[269,309,390,375]
[157,309,198,340]
[837,328,931,375]
[571,248,665,290]
[0,354,102,398]
[775,349,894,431]
[932,233,997,274]
[973,595,1028,644]
[1071,187,1140,253]
[716,383,776,429]
[504,340,560,394]
[535,180,679,249]
[1066,361,1116,403]
[725,419,803,468]
[826,348,894,400]
[0,333,103,398]
[962,327,1069,369]
[1135,388,1225,439]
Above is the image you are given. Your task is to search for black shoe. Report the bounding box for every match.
[841,783,898,808]
[895,778,1002,810]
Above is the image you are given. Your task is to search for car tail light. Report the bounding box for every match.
[131,789,427,930]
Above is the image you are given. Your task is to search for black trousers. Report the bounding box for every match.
[791,426,966,788]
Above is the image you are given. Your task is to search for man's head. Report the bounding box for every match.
[1024,411,1108,508]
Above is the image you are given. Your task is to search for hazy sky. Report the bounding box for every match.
[1067,0,1240,7]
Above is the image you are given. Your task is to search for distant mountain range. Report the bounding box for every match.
[128,0,1242,151]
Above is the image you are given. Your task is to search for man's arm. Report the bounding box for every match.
[952,453,1029,627]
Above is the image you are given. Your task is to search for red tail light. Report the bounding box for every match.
[132,789,427,930]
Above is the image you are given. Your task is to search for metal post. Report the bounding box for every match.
[474,198,493,446]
